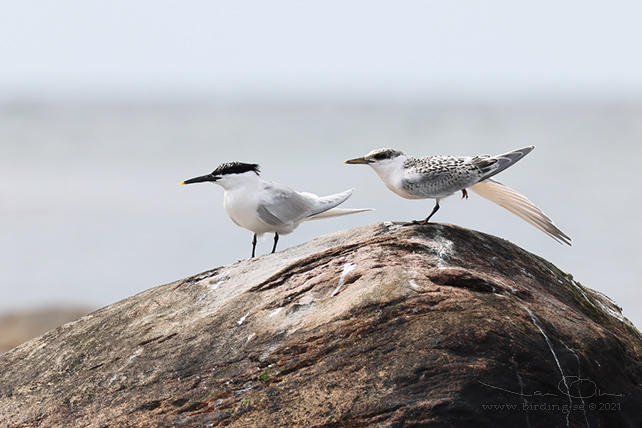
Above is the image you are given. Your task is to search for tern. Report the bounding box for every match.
[181,162,372,258]
[345,146,571,245]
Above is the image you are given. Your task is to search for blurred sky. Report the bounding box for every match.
[2,1,642,101]
[1,1,642,327]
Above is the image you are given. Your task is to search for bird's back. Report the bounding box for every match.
[401,155,481,198]
[256,181,316,226]
[400,147,534,199]
[253,184,361,233]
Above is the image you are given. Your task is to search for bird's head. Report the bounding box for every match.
[345,148,406,167]
[181,162,260,188]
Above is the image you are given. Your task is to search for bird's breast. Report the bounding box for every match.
[371,165,424,199]
[223,191,265,232]
[385,180,427,199]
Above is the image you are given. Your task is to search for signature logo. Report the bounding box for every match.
[479,376,625,399]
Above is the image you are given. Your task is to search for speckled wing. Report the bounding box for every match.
[401,156,483,198]
[257,182,316,226]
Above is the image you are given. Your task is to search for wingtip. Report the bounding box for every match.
[557,234,573,246]
[469,180,572,246]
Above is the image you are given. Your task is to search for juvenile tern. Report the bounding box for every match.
[345,146,571,245]
[181,162,372,258]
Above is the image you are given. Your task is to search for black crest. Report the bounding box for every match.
[212,162,260,176]
[370,148,405,161]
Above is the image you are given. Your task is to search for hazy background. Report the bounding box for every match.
[1,1,641,348]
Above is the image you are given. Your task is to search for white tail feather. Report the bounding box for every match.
[469,179,571,245]
[305,207,374,221]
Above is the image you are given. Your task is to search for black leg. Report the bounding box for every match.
[461,189,468,199]
[422,200,440,224]
[251,234,257,258]
[271,232,279,254]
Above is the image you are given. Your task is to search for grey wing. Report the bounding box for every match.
[473,146,534,182]
[306,188,354,217]
[257,182,316,226]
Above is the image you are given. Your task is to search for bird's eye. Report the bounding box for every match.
[373,152,389,160]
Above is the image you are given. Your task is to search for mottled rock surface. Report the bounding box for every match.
[1,222,640,427]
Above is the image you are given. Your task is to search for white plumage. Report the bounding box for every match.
[345,146,571,245]
[182,162,372,257]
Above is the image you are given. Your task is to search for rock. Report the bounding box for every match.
[0,222,640,427]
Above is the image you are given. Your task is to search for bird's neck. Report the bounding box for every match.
[370,156,407,185]
[217,172,262,192]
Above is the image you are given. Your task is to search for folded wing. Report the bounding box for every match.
[257,182,316,226]
[305,188,373,221]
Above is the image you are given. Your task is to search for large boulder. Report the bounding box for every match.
[1,222,640,427]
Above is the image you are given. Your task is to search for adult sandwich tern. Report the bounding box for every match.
[181,162,372,257]
[345,146,571,245]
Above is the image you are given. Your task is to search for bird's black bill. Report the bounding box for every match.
[344,157,371,165]
[180,174,218,185]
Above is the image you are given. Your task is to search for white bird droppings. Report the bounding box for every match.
[208,280,224,291]
[237,312,250,325]
[129,347,142,360]
[268,307,283,318]
[330,262,357,297]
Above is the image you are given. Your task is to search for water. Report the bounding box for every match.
[1,100,641,327]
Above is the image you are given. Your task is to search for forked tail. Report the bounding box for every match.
[469,179,572,245]
[305,207,374,221]
[304,188,373,221]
